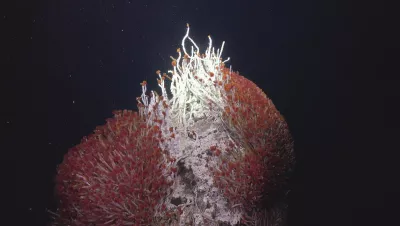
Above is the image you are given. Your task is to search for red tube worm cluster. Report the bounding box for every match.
[52,110,178,225]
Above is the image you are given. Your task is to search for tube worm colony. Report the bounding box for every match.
[52,24,295,226]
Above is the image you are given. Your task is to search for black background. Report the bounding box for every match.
[5,0,398,225]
